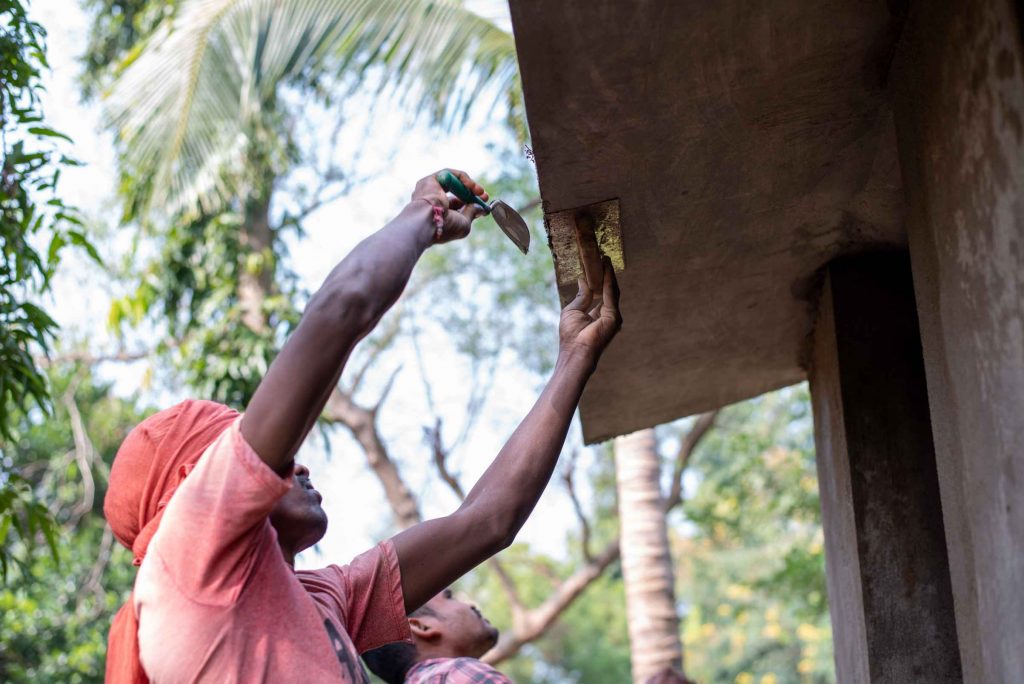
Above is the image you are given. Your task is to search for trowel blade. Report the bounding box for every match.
[490,200,531,255]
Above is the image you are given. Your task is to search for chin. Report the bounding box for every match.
[484,625,500,649]
[306,510,329,545]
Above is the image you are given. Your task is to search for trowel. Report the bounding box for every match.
[436,170,531,254]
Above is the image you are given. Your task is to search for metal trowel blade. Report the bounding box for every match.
[490,200,531,255]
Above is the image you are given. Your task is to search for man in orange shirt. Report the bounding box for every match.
[104,170,621,683]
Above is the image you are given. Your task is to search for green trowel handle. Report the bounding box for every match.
[435,170,491,213]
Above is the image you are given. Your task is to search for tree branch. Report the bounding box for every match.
[664,410,718,512]
[561,450,593,563]
[484,538,621,665]
[323,385,421,529]
[427,419,467,501]
[486,412,721,665]
[63,382,96,522]
[36,347,152,368]
[84,524,115,613]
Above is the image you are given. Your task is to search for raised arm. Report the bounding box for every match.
[393,262,622,612]
[241,171,488,474]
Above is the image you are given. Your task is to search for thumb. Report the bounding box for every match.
[460,202,486,220]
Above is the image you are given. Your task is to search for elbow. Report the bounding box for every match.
[492,526,518,554]
[306,277,374,331]
[460,505,522,556]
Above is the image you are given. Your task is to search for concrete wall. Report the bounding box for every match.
[891,1,1024,681]
[810,253,962,683]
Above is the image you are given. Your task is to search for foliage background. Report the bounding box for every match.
[0,2,834,682]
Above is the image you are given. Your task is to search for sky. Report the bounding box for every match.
[33,0,593,569]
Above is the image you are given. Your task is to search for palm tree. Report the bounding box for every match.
[615,428,685,683]
[97,0,522,405]
[102,0,521,220]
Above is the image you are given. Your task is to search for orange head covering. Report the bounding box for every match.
[104,399,240,683]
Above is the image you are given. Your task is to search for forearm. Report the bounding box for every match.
[459,351,594,544]
[393,351,593,611]
[242,200,436,471]
[393,259,620,612]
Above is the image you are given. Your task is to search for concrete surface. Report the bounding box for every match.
[810,254,962,683]
[892,0,1024,680]
[509,0,907,443]
[806,274,869,684]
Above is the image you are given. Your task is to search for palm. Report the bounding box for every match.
[561,307,614,349]
[103,0,522,218]
[559,265,622,360]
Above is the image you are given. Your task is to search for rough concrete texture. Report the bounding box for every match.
[810,253,962,683]
[807,275,870,684]
[509,0,908,443]
[891,0,1024,680]
[547,199,625,292]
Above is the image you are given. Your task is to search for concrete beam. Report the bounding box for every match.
[810,253,962,683]
[508,0,906,443]
[891,1,1024,680]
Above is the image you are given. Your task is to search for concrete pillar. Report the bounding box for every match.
[809,253,962,683]
[890,1,1024,681]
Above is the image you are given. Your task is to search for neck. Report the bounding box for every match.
[414,642,462,663]
[277,537,297,566]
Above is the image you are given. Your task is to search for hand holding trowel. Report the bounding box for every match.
[435,170,531,254]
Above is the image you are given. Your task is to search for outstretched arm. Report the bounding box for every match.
[241,171,488,475]
[393,262,622,612]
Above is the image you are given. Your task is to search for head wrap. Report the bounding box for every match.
[103,399,239,683]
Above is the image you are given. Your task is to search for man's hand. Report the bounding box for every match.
[411,169,489,243]
[559,259,623,367]
[242,169,487,474]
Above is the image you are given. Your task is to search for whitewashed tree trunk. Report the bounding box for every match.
[615,428,683,684]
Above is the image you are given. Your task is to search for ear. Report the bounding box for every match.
[408,616,442,642]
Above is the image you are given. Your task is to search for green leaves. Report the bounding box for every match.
[0,474,60,582]
[101,0,520,221]
[677,386,833,683]
[25,127,73,143]
[0,367,147,683]
[0,0,102,580]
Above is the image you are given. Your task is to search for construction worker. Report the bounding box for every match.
[103,170,621,683]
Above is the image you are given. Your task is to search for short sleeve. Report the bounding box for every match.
[148,417,291,602]
[297,540,411,653]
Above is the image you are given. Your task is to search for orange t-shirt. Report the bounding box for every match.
[133,418,410,682]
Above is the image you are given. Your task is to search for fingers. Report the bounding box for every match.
[565,277,594,313]
[600,260,623,328]
[447,168,488,202]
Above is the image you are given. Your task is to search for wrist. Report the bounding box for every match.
[556,346,599,376]
[398,200,442,250]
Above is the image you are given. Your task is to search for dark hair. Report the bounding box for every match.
[362,605,437,684]
[362,641,419,684]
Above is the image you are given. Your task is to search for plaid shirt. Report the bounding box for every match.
[406,657,513,683]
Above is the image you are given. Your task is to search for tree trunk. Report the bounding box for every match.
[615,428,684,684]
[238,193,274,333]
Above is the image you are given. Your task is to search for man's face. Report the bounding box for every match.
[269,463,328,554]
[422,589,499,658]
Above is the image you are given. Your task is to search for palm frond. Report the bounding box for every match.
[103,0,520,221]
